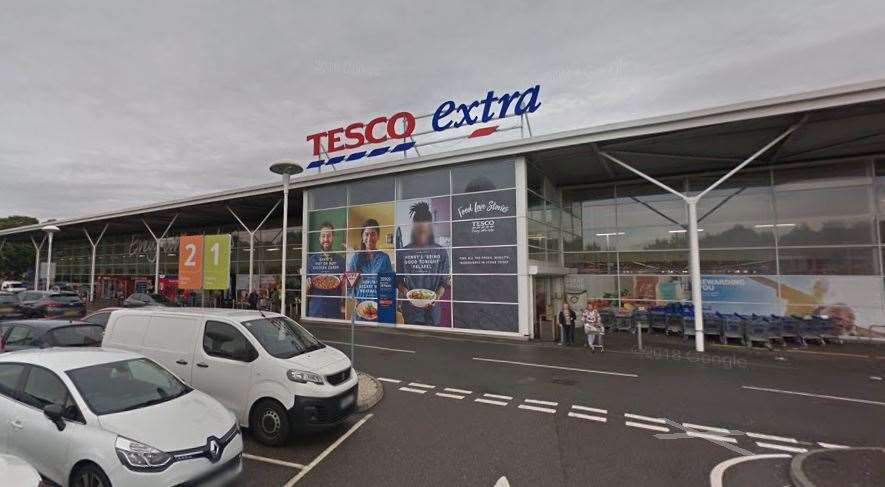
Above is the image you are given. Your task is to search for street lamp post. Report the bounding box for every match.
[42,225,60,291]
[269,161,304,317]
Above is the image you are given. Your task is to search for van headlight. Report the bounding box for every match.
[115,436,173,472]
[287,369,324,385]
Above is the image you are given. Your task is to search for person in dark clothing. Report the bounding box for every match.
[247,290,259,310]
[558,302,577,346]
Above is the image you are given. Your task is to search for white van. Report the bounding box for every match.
[0,281,27,294]
[102,308,358,446]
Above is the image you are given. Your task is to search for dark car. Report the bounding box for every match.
[81,307,121,327]
[0,293,23,321]
[122,293,178,308]
[0,320,104,353]
[16,290,86,319]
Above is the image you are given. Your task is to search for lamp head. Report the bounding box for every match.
[41,225,60,234]
[269,161,303,176]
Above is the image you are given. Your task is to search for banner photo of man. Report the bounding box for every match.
[396,200,452,327]
[306,221,345,319]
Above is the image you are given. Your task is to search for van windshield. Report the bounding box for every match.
[67,358,191,415]
[242,316,324,359]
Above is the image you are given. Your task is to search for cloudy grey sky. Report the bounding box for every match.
[2,0,885,220]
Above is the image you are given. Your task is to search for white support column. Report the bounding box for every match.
[142,215,179,293]
[300,191,309,320]
[280,176,291,315]
[686,197,704,352]
[83,224,109,303]
[515,157,532,339]
[227,200,281,296]
[30,235,45,290]
[44,233,54,291]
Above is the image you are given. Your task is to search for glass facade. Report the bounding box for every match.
[561,159,885,337]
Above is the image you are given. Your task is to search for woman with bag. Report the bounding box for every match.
[582,302,603,351]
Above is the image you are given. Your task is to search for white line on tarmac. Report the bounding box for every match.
[435,392,465,400]
[376,377,401,384]
[475,398,509,406]
[682,423,731,434]
[742,385,885,407]
[755,442,808,454]
[746,432,798,444]
[710,454,791,487]
[624,413,666,424]
[568,412,607,423]
[686,431,738,444]
[517,404,557,414]
[284,414,374,486]
[399,387,428,394]
[242,454,305,469]
[818,442,850,449]
[444,387,473,394]
[483,393,513,400]
[408,382,435,389]
[571,405,608,415]
[524,399,558,406]
[625,421,670,433]
[473,357,638,378]
[324,340,416,354]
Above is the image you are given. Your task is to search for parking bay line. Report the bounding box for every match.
[399,387,428,394]
[376,377,401,384]
[483,393,513,401]
[568,411,607,423]
[572,405,607,415]
[436,392,466,400]
[284,414,374,486]
[745,431,798,444]
[408,382,435,389]
[624,413,666,424]
[625,421,669,433]
[444,387,473,394]
[475,398,509,406]
[742,385,885,407]
[755,441,808,454]
[686,431,738,444]
[524,399,558,406]
[473,357,638,378]
[242,453,305,470]
[324,340,416,354]
[517,404,557,414]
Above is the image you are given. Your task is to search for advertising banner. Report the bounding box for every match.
[377,272,397,325]
[452,217,516,247]
[203,234,231,290]
[178,235,203,289]
[452,189,516,220]
[452,246,517,274]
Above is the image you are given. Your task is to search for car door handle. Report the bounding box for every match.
[196,362,209,368]
[9,420,23,430]
[176,359,188,365]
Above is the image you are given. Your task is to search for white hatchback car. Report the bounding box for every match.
[0,348,242,487]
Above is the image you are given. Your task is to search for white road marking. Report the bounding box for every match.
[710,454,791,487]
[624,413,666,424]
[755,441,808,454]
[524,399,558,406]
[682,423,730,434]
[472,357,638,378]
[818,442,850,449]
[517,404,556,414]
[284,414,374,486]
[436,392,465,400]
[399,387,428,394]
[324,340,416,354]
[376,377,401,384]
[568,411,607,422]
[483,393,513,400]
[571,405,608,415]
[686,431,738,444]
[475,398,509,406]
[742,385,885,407]
[746,432,798,444]
[444,387,473,394]
[625,421,670,433]
[408,382,435,389]
[242,454,305,469]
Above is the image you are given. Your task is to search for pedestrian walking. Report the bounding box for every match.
[558,302,577,346]
[582,301,604,352]
[248,290,259,310]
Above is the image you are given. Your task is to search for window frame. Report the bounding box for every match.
[13,364,85,423]
[202,320,258,362]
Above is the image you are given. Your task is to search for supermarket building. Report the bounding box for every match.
[3,79,885,344]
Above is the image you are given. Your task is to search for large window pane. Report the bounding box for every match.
[397,167,450,199]
[308,183,347,209]
[618,251,687,275]
[564,252,618,274]
[778,247,878,275]
[700,249,776,274]
[452,160,515,193]
[349,177,395,205]
[616,182,685,228]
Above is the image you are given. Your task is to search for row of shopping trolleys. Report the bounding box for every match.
[598,308,842,350]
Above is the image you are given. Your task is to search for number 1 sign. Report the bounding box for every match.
[178,235,204,289]
[203,234,231,290]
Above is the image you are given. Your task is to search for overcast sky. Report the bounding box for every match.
[2,0,885,220]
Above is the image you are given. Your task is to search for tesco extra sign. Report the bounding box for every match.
[304,84,541,169]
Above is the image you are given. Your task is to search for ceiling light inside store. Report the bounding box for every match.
[595,232,625,237]
[267,248,279,251]
[668,229,703,233]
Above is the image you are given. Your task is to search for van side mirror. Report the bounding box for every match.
[44,404,66,431]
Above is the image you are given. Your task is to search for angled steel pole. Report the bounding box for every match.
[30,235,45,290]
[142,214,179,292]
[84,224,109,303]
[227,200,281,295]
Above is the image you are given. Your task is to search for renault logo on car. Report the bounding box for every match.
[207,438,222,463]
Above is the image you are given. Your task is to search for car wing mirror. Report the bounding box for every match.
[44,404,66,431]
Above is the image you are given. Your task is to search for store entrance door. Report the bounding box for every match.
[532,276,564,341]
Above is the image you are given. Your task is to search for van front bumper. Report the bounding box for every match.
[288,384,358,429]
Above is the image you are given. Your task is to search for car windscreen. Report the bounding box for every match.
[47,325,104,347]
[67,358,191,415]
[242,316,324,359]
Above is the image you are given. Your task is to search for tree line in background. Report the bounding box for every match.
[0,216,38,280]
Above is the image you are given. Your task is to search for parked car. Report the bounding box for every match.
[0,320,105,353]
[0,454,43,487]
[122,293,178,308]
[102,309,358,446]
[16,291,86,319]
[1,281,28,294]
[1,293,23,321]
[81,308,121,328]
[0,348,243,487]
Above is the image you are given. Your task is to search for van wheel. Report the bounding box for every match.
[71,463,112,487]
[251,400,291,446]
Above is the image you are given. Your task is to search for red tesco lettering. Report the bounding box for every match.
[306,112,416,156]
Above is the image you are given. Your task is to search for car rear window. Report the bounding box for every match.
[49,294,81,303]
[47,325,104,347]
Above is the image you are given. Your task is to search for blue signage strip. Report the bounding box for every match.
[377,272,397,325]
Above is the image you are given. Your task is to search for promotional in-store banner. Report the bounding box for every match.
[178,235,204,289]
[203,234,231,290]
[377,272,396,325]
